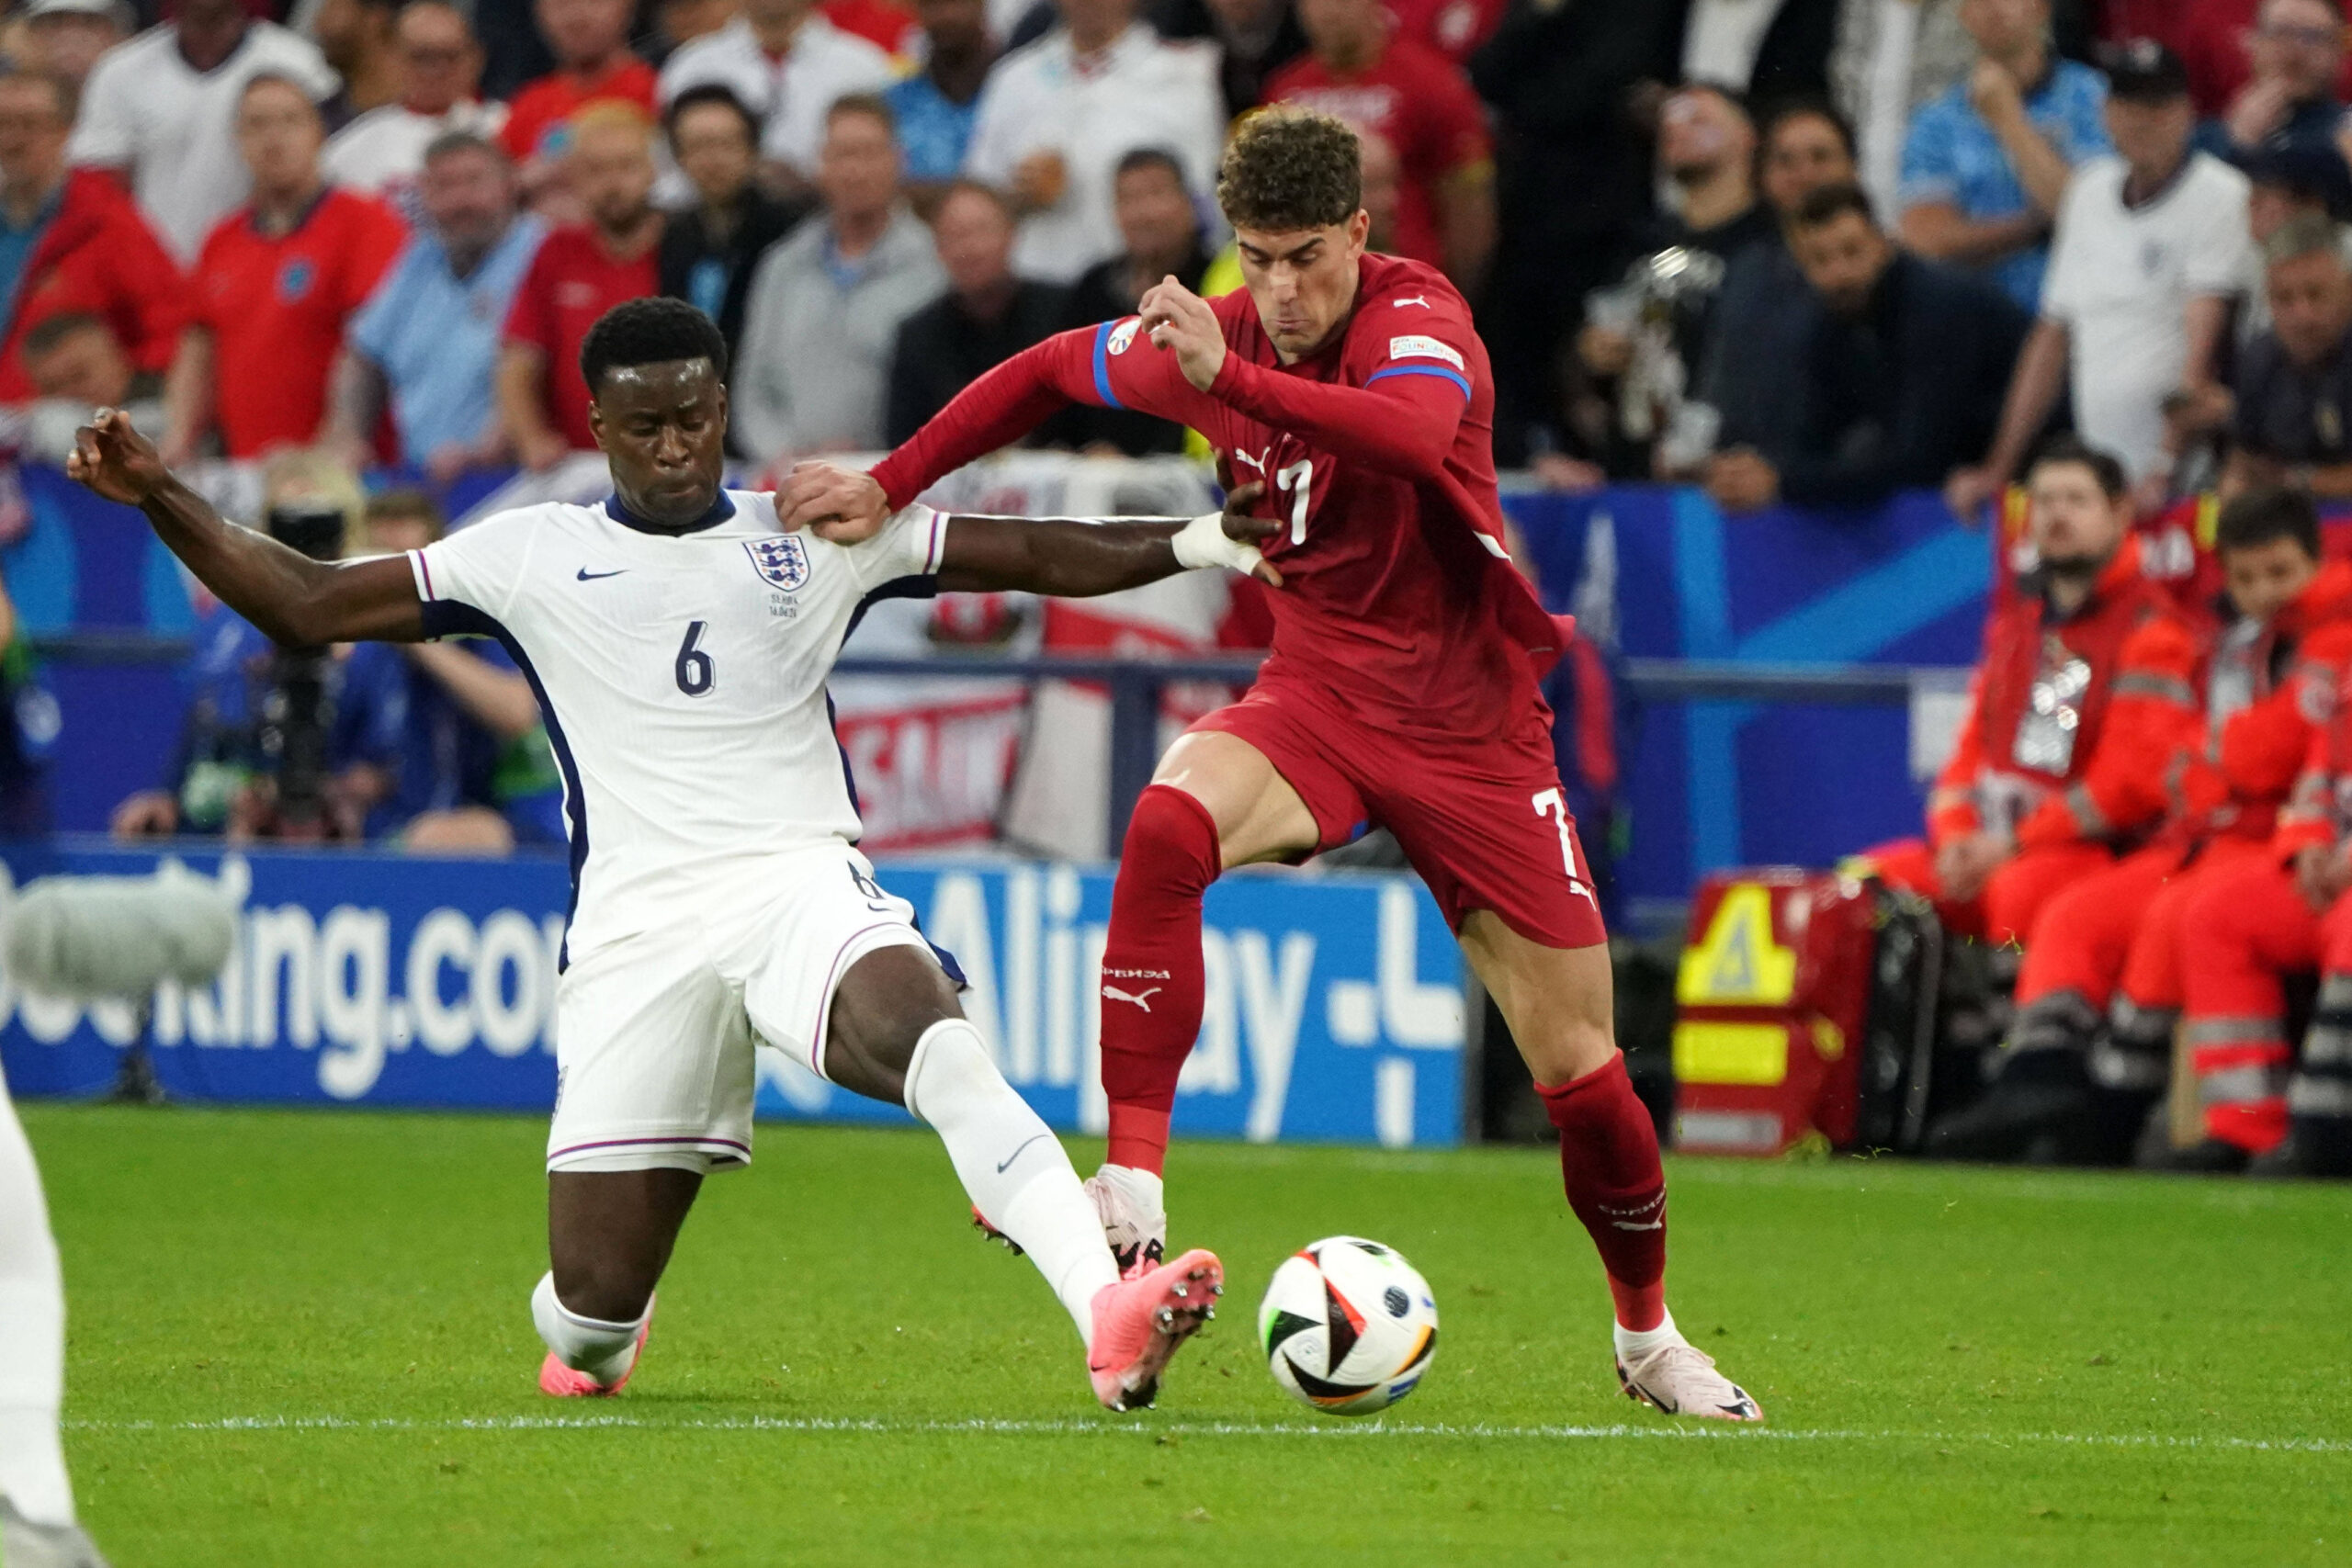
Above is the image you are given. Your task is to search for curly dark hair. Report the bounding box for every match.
[580,298,729,396]
[1216,106,1362,232]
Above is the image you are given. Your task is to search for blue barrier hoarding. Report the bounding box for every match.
[1510,486,1990,907]
[0,843,1464,1148]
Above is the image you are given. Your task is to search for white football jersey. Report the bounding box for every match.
[407,489,945,963]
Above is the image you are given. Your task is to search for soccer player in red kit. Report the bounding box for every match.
[786,107,1761,1421]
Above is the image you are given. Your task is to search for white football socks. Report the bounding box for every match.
[904,1018,1121,1345]
[529,1273,647,1387]
[1612,1307,1683,1366]
[0,1083,75,1529]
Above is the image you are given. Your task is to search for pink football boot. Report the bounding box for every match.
[537,1302,654,1398]
[1088,1247,1223,1411]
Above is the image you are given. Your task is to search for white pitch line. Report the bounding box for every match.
[62,1414,2352,1454]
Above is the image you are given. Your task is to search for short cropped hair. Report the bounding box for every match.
[580,297,729,394]
[238,69,322,113]
[2216,485,2323,558]
[569,99,654,151]
[366,488,447,542]
[422,129,508,168]
[1115,146,1187,187]
[1217,106,1361,231]
[664,81,762,145]
[1758,96,1857,162]
[1791,180,1876,231]
[2027,434,2129,501]
[2265,209,2348,269]
[937,177,1014,223]
[19,311,108,359]
[826,91,894,136]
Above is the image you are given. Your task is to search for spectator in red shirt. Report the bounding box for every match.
[497,102,663,468]
[1384,0,1506,64]
[162,73,407,463]
[498,0,657,175]
[1265,0,1495,288]
[0,70,185,405]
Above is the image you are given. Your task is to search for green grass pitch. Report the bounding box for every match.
[22,1103,2351,1565]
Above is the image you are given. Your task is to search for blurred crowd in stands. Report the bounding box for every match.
[0,0,2330,845]
[10,0,2352,505]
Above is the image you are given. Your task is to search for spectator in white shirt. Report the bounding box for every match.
[656,0,901,194]
[1949,40,2253,516]
[68,0,340,263]
[322,1,509,220]
[13,0,130,93]
[733,94,945,461]
[963,0,1225,282]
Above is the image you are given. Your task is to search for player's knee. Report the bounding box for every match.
[825,946,961,1104]
[1518,1019,1617,1088]
[1122,784,1225,892]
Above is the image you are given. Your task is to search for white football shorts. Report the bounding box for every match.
[545,843,953,1175]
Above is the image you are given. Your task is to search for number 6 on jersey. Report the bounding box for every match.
[674,620,716,697]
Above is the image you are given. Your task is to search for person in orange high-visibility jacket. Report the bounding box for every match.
[1929,489,2352,1164]
[1861,440,2180,946]
[2176,564,2352,1173]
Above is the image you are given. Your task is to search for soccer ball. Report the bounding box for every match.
[1258,1236,1439,1416]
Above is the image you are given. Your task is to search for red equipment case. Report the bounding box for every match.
[1670,867,1931,1155]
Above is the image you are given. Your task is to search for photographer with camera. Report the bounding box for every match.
[108,458,545,851]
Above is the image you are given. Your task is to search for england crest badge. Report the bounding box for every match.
[745,535,811,592]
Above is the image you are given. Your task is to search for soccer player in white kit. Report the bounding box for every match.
[0,1073,107,1565]
[65,298,1280,1412]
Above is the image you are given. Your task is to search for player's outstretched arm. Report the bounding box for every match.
[69,409,424,646]
[934,481,1282,596]
[1139,277,1465,479]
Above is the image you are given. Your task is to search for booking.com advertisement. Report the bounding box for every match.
[0,844,1465,1148]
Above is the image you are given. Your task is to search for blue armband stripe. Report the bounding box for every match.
[1365,365,1472,399]
[1092,321,1126,410]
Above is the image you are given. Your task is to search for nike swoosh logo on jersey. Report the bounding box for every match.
[1393,295,1432,308]
[996,1133,1050,1174]
[576,568,626,581]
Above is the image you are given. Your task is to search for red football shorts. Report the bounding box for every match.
[1192,675,1608,950]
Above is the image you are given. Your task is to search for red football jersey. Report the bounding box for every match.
[503,224,661,451]
[192,188,407,458]
[1264,39,1491,270]
[874,254,1567,739]
[499,57,659,164]
[1383,0,1508,62]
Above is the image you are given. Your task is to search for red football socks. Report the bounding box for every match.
[1099,784,1224,1175]
[1537,1055,1668,1331]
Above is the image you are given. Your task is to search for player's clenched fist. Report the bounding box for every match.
[68,408,167,507]
[777,459,890,542]
[1139,276,1227,393]
[1209,480,1283,588]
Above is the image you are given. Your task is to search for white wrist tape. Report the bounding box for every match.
[1170,509,1263,576]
